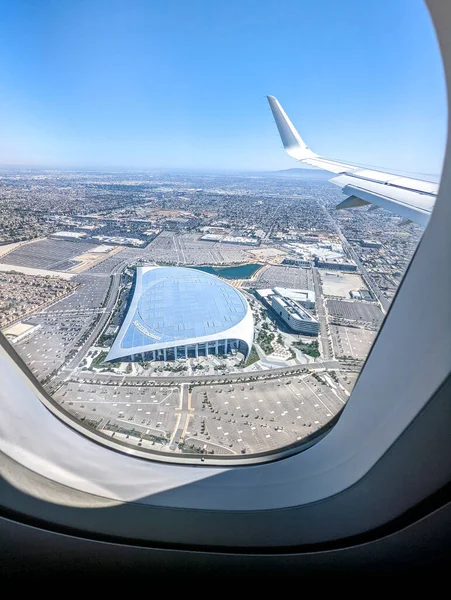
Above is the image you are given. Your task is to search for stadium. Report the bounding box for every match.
[106,266,254,362]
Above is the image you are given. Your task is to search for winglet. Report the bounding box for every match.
[267,95,317,161]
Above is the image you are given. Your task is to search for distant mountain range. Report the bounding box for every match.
[267,168,330,179]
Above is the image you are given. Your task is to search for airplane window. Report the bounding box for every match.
[0,0,445,461]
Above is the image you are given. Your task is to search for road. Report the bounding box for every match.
[321,204,390,314]
[62,259,128,373]
[64,359,342,386]
[337,231,391,314]
[168,383,192,449]
[312,267,333,360]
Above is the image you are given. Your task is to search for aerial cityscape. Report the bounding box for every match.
[0,167,423,457]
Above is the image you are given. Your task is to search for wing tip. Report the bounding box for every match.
[267,95,317,161]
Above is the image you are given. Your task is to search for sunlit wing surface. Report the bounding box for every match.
[267,95,437,227]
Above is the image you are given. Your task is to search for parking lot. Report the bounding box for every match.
[48,369,350,457]
[54,382,180,450]
[186,373,347,455]
[0,238,95,271]
[252,265,314,291]
[327,299,384,328]
[330,325,376,360]
[86,253,129,274]
[14,272,110,382]
[143,232,254,265]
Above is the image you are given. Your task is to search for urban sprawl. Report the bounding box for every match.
[0,169,422,457]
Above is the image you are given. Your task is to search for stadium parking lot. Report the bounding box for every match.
[330,324,376,360]
[17,316,85,378]
[0,238,96,271]
[85,233,254,269]
[143,231,254,265]
[54,382,180,447]
[186,373,347,455]
[326,299,384,327]
[251,265,314,291]
[14,273,110,381]
[86,253,128,274]
[49,370,350,456]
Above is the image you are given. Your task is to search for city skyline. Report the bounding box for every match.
[0,0,446,175]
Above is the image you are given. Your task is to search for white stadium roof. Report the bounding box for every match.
[106,266,254,361]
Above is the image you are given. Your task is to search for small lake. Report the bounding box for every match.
[190,263,261,280]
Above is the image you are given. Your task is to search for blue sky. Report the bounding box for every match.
[0,0,446,173]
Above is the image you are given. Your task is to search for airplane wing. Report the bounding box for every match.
[267,95,437,227]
